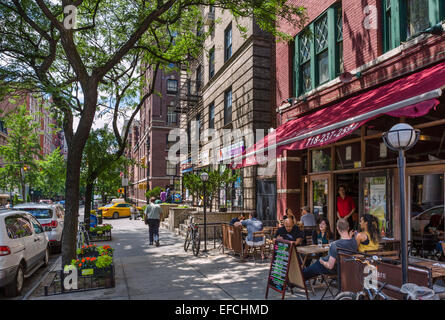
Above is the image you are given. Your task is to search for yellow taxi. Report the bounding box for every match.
[98,200,142,219]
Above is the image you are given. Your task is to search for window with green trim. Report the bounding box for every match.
[294,5,342,97]
[315,15,329,85]
[299,32,312,93]
[383,0,444,52]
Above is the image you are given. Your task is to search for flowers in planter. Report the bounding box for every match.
[76,244,98,256]
[98,245,114,256]
[70,256,98,269]
[90,224,113,234]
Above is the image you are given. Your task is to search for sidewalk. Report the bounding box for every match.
[30,218,328,300]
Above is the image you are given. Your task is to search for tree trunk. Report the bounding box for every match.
[84,182,93,229]
[61,89,98,267]
[61,148,82,267]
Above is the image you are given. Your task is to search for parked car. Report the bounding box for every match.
[12,203,64,253]
[98,202,142,219]
[0,210,50,296]
[410,205,444,236]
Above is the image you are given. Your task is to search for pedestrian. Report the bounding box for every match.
[336,185,356,231]
[130,205,136,220]
[145,197,162,246]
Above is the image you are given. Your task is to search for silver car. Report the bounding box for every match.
[12,203,64,253]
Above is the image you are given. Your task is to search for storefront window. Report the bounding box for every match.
[335,142,361,170]
[406,124,445,163]
[409,174,444,259]
[366,138,397,167]
[312,148,331,172]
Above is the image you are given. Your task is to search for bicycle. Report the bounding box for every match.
[77,222,91,249]
[335,255,445,300]
[184,216,201,256]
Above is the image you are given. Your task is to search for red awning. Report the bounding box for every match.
[233,60,445,168]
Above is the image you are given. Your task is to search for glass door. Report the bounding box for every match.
[310,174,332,225]
[408,173,444,259]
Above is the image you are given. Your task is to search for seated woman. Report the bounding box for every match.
[312,217,333,245]
[355,214,380,252]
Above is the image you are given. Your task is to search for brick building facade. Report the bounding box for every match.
[127,68,180,206]
[263,0,445,242]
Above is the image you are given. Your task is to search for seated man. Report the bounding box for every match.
[300,206,316,227]
[234,211,264,259]
[274,218,304,246]
[229,214,244,226]
[302,219,357,280]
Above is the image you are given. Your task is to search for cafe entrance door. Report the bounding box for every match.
[335,173,359,231]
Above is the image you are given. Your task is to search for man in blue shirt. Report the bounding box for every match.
[235,211,264,259]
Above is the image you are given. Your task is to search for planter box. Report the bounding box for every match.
[89,230,112,242]
[77,251,99,258]
[44,264,115,296]
[167,207,195,232]
[159,204,178,221]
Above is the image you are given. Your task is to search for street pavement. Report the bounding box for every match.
[29,215,329,300]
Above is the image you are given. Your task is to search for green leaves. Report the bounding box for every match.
[0,103,42,197]
[35,148,67,198]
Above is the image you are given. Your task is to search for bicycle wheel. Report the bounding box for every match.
[335,292,358,300]
[192,231,200,257]
[184,229,191,252]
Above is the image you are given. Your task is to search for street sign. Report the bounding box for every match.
[122,177,128,187]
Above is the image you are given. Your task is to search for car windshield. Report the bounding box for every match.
[104,204,114,208]
[23,209,52,219]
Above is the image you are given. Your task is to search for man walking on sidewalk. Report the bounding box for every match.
[145,197,162,246]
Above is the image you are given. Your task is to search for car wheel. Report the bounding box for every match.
[4,264,24,297]
[42,247,49,267]
[113,212,119,219]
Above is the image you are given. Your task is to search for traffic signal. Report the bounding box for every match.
[118,188,124,194]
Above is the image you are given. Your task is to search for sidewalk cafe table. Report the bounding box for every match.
[296,244,330,266]
[409,257,445,283]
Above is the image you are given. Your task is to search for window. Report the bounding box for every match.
[209,103,215,129]
[224,88,232,126]
[166,161,176,176]
[0,119,6,134]
[299,32,312,93]
[336,8,344,74]
[21,208,52,219]
[196,65,202,92]
[28,216,44,234]
[166,79,178,94]
[383,0,444,52]
[407,0,430,38]
[315,15,329,85]
[224,23,232,62]
[167,106,177,124]
[294,5,343,96]
[209,47,215,79]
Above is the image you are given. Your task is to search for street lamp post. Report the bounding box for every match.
[200,172,209,253]
[382,123,420,284]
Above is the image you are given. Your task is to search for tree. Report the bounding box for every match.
[0,0,307,266]
[0,103,42,200]
[81,126,134,227]
[35,148,66,199]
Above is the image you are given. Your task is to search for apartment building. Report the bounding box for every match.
[127,67,181,206]
[177,6,277,217]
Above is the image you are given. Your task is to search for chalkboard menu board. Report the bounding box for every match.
[265,239,294,299]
